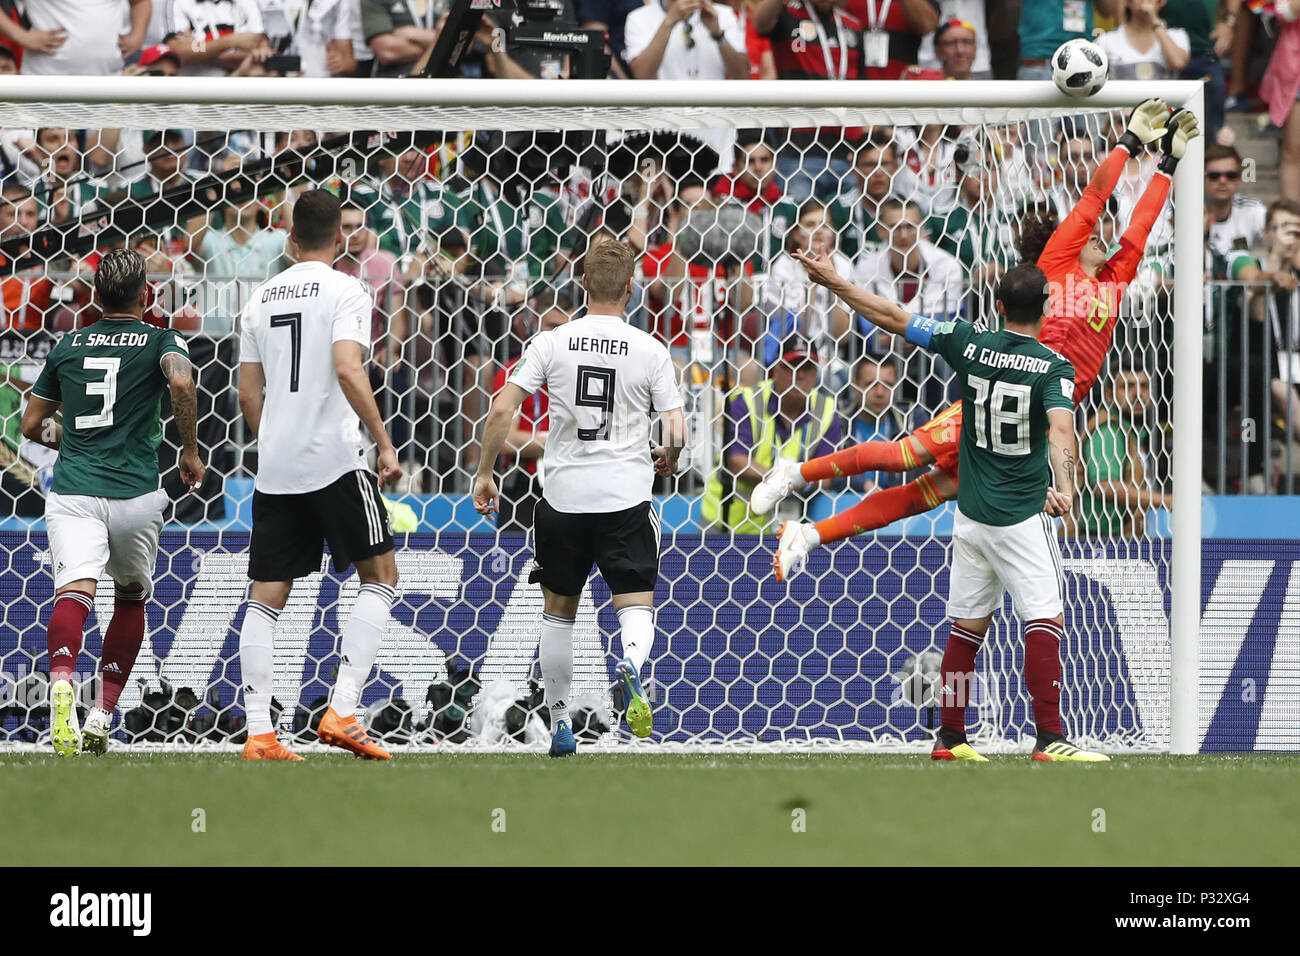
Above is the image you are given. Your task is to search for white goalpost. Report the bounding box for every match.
[0,76,1205,753]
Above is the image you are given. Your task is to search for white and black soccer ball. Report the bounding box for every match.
[1052,38,1109,98]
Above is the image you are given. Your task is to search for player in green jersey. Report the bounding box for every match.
[793,250,1109,763]
[21,248,205,758]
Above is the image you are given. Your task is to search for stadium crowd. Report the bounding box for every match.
[0,0,1298,536]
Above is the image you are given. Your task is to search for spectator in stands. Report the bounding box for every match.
[84,48,184,190]
[336,201,409,373]
[754,0,867,201]
[0,43,16,75]
[189,196,289,333]
[642,177,755,367]
[0,185,54,333]
[711,134,799,264]
[925,141,1019,294]
[1095,0,1190,81]
[1078,357,1167,535]
[843,357,918,492]
[361,0,437,77]
[259,0,358,77]
[728,0,778,79]
[27,129,96,225]
[625,0,751,80]
[1017,0,1119,80]
[580,0,647,76]
[1259,1,1300,201]
[829,135,909,259]
[1205,143,1266,256]
[763,220,853,382]
[166,0,272,77]
[1047,119,1100,222]
[1163,0,1236,141]
[0,18,68,72]
[1255,199,1300,443]
[490,290,573,530]
[897,123,962,217]
[11,0,149,77]
[702,338,844,531]
[914,1,990,77]
[844,0,939,79]
[902,17,979,80]
[851,197,964,323]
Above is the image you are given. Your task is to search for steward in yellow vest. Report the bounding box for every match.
[702,347,842,533]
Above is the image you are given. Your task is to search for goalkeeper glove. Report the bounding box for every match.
[1158,109,1201,174]
[1118,98,1171,154]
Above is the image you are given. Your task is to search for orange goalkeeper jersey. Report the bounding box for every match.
[1037,144,1171,399]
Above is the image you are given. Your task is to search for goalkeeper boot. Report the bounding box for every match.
[548,719,577,758]
[318,707,392,760]
[773,521,818,583]
[750,459,803,516]
[242,732,305,761]
[50,679,81,759]
[81,707,112,757]
[615,658,653,738]
[1031,733,1110,762]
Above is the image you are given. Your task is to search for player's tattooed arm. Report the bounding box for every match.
[1046,407,1076,517]
[164,352,207,491]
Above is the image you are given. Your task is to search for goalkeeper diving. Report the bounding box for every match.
[754,98,1199,581]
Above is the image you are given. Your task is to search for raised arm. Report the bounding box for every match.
[793,250,911,335]
[334,340,401,486]
[1045,407,1076,517]
[1038,100,1171,272]
[163,351,206,491]
[473,381,529,515]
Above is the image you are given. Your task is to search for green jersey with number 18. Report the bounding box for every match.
[905,315,1076,527]
[31,318,189,499]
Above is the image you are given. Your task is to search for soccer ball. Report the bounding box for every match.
[1052,38,1109,98]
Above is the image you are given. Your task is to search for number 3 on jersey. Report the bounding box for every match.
[576,365,616,441]
[76,356,120,429]
[969,374,1031,456]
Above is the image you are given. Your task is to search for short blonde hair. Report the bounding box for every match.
[583,239,637,302]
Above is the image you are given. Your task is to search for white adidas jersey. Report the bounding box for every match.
[508,312,683,514]
[239,260,373,495]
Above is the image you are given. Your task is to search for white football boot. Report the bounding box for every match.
[750,459,803,516]
[773,521,820,583]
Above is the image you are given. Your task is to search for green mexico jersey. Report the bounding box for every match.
[907,317,1076,526]
[32,318,189,499]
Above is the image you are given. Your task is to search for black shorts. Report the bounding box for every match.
[249,470,394,581]
[529,498,660,597]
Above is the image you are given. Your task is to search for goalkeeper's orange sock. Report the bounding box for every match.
[939,624,984,739]
[1025,619,1065,738]
[812,473,943,546]
[799,439,917,483]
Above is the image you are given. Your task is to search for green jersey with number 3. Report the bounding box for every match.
[908,317,1075,526]
[32,318,190,499]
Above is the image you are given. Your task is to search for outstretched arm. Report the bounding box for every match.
[793,250,911,335]
[1039,100,1170,271]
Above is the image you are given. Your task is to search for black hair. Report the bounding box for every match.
[1015,204,1059,265]
[293,189,341,251]
[995,262,1050,326]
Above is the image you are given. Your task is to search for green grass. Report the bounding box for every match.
[2,752,1296,865]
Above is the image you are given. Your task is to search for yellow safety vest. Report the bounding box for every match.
[701,380,836,534]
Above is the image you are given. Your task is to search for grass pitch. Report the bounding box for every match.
[2,752,1296,866]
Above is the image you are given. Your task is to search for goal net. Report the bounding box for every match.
[0,77,1208,753]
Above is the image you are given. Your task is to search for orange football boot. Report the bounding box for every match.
[317,707,391,760]
[242,732,305,761]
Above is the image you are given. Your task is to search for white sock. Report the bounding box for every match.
[616,605,654,674]
[540,612,574,727]
[331,582,395,716]
[240,601,279,736]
